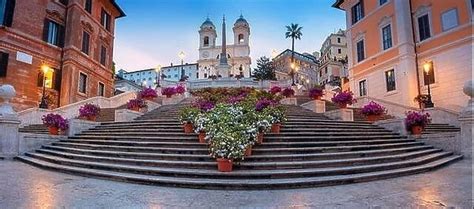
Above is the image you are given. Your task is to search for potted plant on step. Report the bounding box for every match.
[281,87,295,98]
[308,86,324,100]
[179,107,200,134]
[269,86,282,95]
[175,85,186,95]
[42,113,69,135]
[161,87,177,98]
[78,103,101,121]
[331,90,356,108]
[263,106,287,133]
[127,98,147,112]
[209,128,247,172]
[139,87,158,101]
[405,111,431,135]
[361,101,386,122]
[194,113,209,143]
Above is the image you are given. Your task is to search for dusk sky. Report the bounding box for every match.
[113,0,346,72]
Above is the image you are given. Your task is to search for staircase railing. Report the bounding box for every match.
[18,91,137,126]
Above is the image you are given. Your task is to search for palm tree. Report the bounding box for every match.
[285,23,303,86]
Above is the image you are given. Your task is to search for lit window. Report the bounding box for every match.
[44,69,54,88]
[423,61,435,85]
[385,69,396,92]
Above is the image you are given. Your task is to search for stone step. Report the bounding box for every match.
[28,148,443,171]
[76,131,400,137]
[17,154,461,189]
[39,144,436,162]
[17,151,455,180]
[68,134,407,142]
[61,138,415,148]
[49,141,424,155]
[81,128,392,134]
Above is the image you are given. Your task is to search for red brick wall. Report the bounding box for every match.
[0,0,122,111]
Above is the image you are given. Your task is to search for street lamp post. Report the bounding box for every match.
[39,65,50,109]
[423,62,435,108]
[155,65,161,88]
[290,62,296,86]
[178,51,186,79]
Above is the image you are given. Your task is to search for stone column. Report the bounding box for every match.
[0,85,21,159]
[459,80,473,159]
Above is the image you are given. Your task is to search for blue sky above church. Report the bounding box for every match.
[114,0,346,71]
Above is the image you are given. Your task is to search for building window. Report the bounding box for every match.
[351,1,364,24]
[359,80,367,96]
[78,72,87,94]
[43,19,64,47]
[81,31,90,55]
[0,52,8,77]
[84,0,92,14]
[423,61,435,85]
[0,0,14,27]
[356,39,365,62]
[101,8,111,31]
[100,45,107,66]
[417,14,431,41]
[379,0,388,5]
[337,37,341,43]
[238,34,244,44]
[338,48,342,54]
[98,82,105,96]
[382,24,392,50]
[385,69,396,92]
[203,36,209,47]
[441,9,458,31]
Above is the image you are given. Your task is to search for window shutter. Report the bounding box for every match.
[58,24,65,47]
[37,71,44,87]
[42,19,49,42]
[0,52,9,77]
[53,68,62,91]
[4,0,15,27]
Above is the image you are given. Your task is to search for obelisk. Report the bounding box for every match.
[217,15,230,77]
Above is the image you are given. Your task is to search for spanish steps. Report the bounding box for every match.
[17,99,462,189]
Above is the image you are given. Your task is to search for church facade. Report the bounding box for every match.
[197,15,251,79]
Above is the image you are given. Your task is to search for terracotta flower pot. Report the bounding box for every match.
[367,115,380,123]
[183,123,193,134]
[217,158,233,172]
[271,123,281,133]
[130,107,140,112]
[86,115,97,121]
[198,132,206,143]
[48,127,59,135]
[257,132,264,144]
[313,96,321,100]
[244,146,252,156]
[411,126,423,135]
[338,104,348,108]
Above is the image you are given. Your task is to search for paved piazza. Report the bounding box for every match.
[0,160,471,209]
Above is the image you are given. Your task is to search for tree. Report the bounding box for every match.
[252,56,276,81]
[285,23,303,85]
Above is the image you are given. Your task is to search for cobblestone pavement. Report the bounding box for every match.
[0,159,472,209]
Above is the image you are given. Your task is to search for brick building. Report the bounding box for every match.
[0,0,125,111]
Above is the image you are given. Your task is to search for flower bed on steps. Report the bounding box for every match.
[179,87,287,172]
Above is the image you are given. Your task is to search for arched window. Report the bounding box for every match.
[238,34,244,44]
[239,65,244,76]
[203,36,209,47]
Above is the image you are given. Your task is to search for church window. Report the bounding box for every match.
[203,36,209,47]
[238,34,244,44]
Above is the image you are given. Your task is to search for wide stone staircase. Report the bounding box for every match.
[17,102,462,189]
